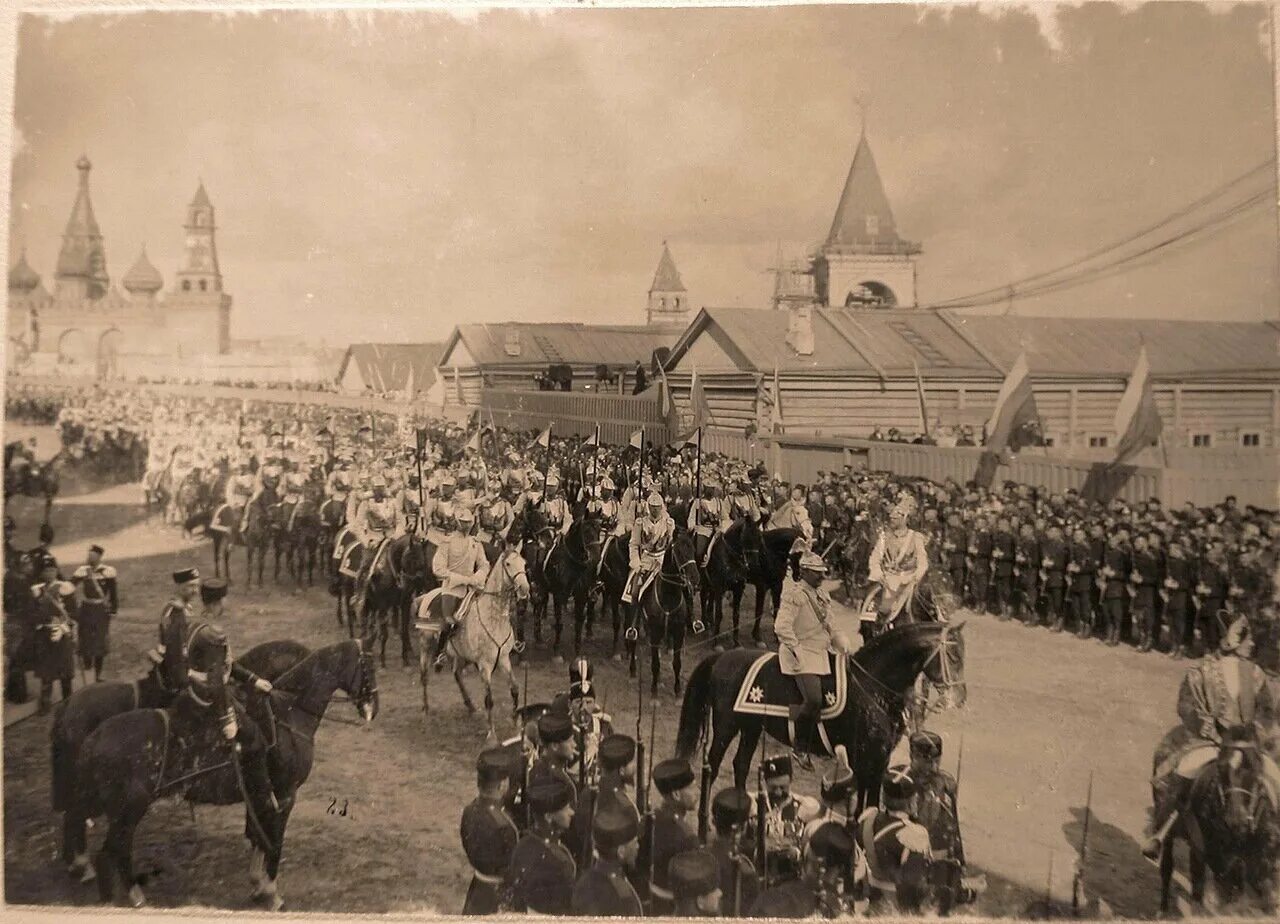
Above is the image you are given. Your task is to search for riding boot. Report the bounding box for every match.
[238,747,280,852]
[433,621,458,671]
[37,682,52,715]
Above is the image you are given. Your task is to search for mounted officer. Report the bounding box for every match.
[540,474,574,568]
[351,473,404,613]
[775,551,853,769]
[688,477,729,568]
[862,494,929,637]
[621,492,674,613]
[170,619,278,851]
[150,567,204,692]
[1143,612,1279,861]
[429,505,488,668]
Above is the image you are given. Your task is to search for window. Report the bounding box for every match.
[199,279,208,292]
[674,297,682,310]
[1042,435,1056,448]
[182,280,191,291]
[1191,433,1213,448]
[1088,435,1109,448]
[1241,432,1261,447]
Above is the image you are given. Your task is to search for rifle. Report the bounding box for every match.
[697,702,712,844]
[755,755,768,892]
[1071,771,1093,914]
[637,703,658,907]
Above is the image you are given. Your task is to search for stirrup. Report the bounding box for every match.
[792,750,815,772]
[624,626,639,642]
[692,619,706,634]
[512,640,526,654]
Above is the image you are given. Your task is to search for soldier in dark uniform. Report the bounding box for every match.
[990,516,1016,619]
[1129,531,1162,652]
[1012,522,1040,624]
[460,747,519,914]
[646,758,699,914]
[1161,536,1193,659]
[168,622,279,856]
[150,567,203,691]
[1099,528,1130,647]
[71,544,117,682]
[529,713,578,799]
[941,512,967,598]
[966,515,993,613]
[1067,525,1096,639]
[504,777,577,914]
[749,754,819,882]
[749,821,855,918]
[1193,539,1230,653]
[709,787,760,915]
[32,555,78,713]
[570,809,643,916]
[669,848,722,917]
[908,731,970,914]
[1039,524,1069,632]
[855,765,934,914]
[1088,520,1107,624]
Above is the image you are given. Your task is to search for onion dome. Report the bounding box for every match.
[8,250,40,293]
[123,246,163,294]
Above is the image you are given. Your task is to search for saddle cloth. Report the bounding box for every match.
[732,651,848,722]
[338,542,367,579]
[209,503,241,534]
[413,587,477,633]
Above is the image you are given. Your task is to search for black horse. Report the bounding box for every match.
[73,638,378,910]
[1156,727,1280,914]
[541,517,603,661]
[626,531,700,696]
[718,521,800,645]
[596,532,632,659]
[53,640,311,880]
[359,533,434,666]
[674,621,967,814]
[699,527,748,649]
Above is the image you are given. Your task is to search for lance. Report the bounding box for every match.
[637,428,646,499]
[955,733,965,795]
[415,428,427,532]
[697,700,712,844]
[1071,771,1094,914]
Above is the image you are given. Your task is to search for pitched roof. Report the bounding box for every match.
[650,242,686,293]
[665,307,1280,382]
[441,322,683,368]
[825,133,913,253]
[338,343,444,391]
[943,313,1280,380]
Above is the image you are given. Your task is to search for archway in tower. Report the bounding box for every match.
[97,328,123,380]
[844,281,898,308]
[57,328,91,366]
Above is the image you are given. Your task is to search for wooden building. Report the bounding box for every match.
[661,306,1280,464]
[337,342,443,398]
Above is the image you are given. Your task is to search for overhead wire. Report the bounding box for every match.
[920,157,1278,313]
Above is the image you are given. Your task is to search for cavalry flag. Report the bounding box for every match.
[529,423,552,450]
[583,424,601,448]
[913,361,931,437]
[629,427,644,449]
[656,363,682,436]
[465,430,482,453]
[1110,344,1163,467]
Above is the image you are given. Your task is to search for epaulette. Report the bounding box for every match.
[897,820,931,854]
[73,565,91,579]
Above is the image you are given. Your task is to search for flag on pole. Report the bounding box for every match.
[1110,345,1163,467]
[770,365,784,434]
[529,423,551,450]
[984,351,1040,454]
[689,369,712,430]
[975,351,1040,487]
[913,361,930,437]
[629,427,644,449]
[656,364,682,436]
[465,430,482,453]
[583,424,601,448]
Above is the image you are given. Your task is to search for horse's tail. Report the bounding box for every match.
[50,702,74,811]
[675,652,721,761]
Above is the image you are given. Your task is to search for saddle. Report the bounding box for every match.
[732,651,849,754]
[413,586,478,633]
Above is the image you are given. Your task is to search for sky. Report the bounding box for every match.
[9,3,1279,346]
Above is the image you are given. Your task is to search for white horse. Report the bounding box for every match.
[413,543,531,741]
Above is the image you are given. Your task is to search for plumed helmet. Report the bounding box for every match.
[646,492,665,508]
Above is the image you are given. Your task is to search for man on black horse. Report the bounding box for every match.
[688,477,729,569]
[774,550,854,771]
[351,474,403,616]
[172,620,280,851]
[620,492,674,635]
[1143,611,1279,862]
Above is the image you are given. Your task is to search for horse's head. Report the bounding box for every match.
[921,620,967,709]
[352,637,380,723]
[497,541,531,604]
[1214,726,1264,838]
[576,515,603,558]
[670,530,700,593]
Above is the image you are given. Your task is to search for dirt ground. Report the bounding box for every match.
[0,425,1246,916]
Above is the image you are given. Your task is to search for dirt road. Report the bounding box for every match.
[2,454,1212,916]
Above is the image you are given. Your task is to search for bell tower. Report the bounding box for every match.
[174,181,222,295]
[811,127,921,309]
[167,180,232,355]
[647,241,690,327]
